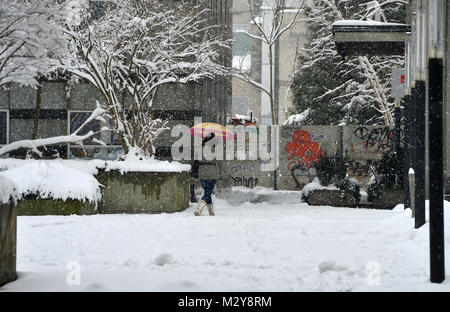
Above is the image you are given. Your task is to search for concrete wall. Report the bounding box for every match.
[279,126,341,190]
[0,201,16,287]
[16,199,96,216]
[96,171,190,214]
[12,171,190,215]
[212,124,400,191]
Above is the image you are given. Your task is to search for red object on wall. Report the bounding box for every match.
[401,74,405,84]
[285,130,323,166]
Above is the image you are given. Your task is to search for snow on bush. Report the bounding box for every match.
[0,176,18,204]
[0,162,101,203]
[301,177,338,199]
[222,186,303,206]
[284,108,311,126]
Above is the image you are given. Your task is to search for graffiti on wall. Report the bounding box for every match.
[347,159,380,182]
[230,164,256,174]
[230,176,259,188]
[285,130,324,189]
[351,126,402,156]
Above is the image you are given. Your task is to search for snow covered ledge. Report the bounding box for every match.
[0,176,18,287]
[0,162,101,216]
[95,162,191,214]
[0,158,191,215]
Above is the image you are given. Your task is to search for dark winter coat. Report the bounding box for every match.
[190,134,221,180]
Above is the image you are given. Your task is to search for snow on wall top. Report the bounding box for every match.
[332,20,406,27]
[0,158,190,203]
[0,158,191,175]
[0,161,101,203]
[0,176,18,204]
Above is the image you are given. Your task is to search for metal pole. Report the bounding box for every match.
[403,95,412,209]
[394,100,401,153]
[428,57,445,283]
[394,100,402,186]
[410,88,417,215]
[414,81,426,229]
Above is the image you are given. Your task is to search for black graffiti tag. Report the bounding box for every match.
[230,176,259,188]
[354,126,402,152]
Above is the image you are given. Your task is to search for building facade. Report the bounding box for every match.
[0,0,232,160]
[231,0,309,125]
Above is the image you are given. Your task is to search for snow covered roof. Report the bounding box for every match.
[332,20,410,57]
[332,20,407,28]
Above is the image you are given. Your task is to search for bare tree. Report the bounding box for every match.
[63,0,231,159]
[0,1,111,158]
[0,0,68,87]
[233,0,305,125]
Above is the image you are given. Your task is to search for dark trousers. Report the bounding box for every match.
[200,179,217,205]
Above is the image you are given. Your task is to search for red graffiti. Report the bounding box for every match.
[285,130,323,166]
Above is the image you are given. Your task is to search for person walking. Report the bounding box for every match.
[191,133,220,216]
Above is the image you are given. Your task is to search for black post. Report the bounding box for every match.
[414,81,426,229]
[410,88,417,211]
[428,58,445,283]
[394,102,402,187]
[394,104,401,153]
[403,94,412,209]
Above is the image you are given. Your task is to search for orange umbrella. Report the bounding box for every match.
[190,122,235,141]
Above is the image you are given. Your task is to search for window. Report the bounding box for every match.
[0,110,9,146]
[233,25,252,73]
[233,25,252,56]
[232,96,250,116]
[68,111,122,160]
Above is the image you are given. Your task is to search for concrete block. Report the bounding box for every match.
[96,170,190,214]
[0,202,16,287]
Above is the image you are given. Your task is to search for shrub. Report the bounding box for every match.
[313,152,349,186]
[313,153,335,186]
[377,147,404,190]
[333,153,348,182]
[367,181,384,202]
[336,177,361,204]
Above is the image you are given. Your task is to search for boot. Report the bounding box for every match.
[207,203,215,216]
[194,200,207,216]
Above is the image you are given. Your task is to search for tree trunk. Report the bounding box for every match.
[32,81,42,140]
[269,44,275,125]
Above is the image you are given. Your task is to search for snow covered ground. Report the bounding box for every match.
[2,188,450,292]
